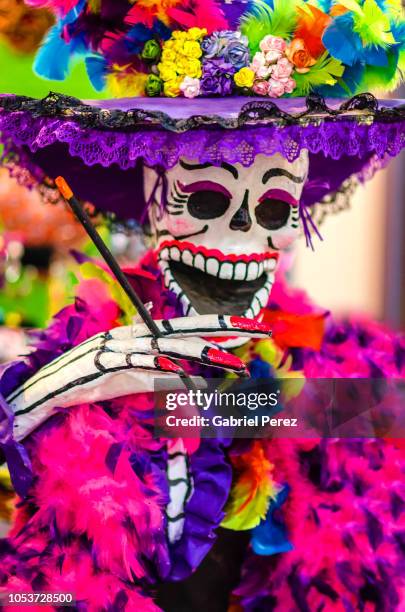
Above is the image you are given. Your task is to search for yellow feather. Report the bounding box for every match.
[106,67,148,99]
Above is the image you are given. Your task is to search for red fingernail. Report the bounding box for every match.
[156,356,183,373]
[204,348,246,371]
[230,316,272,334]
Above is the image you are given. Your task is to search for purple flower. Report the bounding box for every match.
[223,40,250,70]
[200,59,236,96]
[201,30,250,70]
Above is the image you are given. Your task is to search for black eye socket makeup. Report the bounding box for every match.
[255,188,297,230]
[181,181,231,220]
[255,198,291,230]
[187,190,231,219]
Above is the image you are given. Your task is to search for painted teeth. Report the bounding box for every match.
[264,258,277,272]
[234,262,247,281]
[158,246,277,282]
[220,262,233,280]
[194,253,205,273]
[159,254,275,322]
[206,258,219,276]
[181,250,193,267]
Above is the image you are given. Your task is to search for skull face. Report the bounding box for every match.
[145,152,308,323]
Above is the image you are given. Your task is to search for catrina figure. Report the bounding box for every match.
[0,0,405,610]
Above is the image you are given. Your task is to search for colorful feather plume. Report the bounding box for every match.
[29,0,404,97]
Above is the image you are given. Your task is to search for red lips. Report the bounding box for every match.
[159,240,279,264]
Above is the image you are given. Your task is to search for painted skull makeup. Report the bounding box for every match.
[145,152,309,321]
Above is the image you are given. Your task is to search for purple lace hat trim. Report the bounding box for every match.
[0,106,403,170]
[0,93,403,227]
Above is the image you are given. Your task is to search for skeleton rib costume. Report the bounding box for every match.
[1,0,405,609]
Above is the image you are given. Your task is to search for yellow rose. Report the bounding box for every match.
[185,58,202,79]
[183,40,202,59]
[164,39,175,50]
[172,40,185,54]
[161,48,176,63]
[176,56,189,75]
[173,30,187,40]
[187,27,207,41]
[234,67,255,88]
[158,63,177,82]
[163,78,181,97]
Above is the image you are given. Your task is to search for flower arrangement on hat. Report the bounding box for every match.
[30,0,405,99]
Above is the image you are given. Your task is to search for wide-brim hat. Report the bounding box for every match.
[0,92,403,227]
[0,0,404,236]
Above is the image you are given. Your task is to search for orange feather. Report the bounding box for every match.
[295,4,331,58]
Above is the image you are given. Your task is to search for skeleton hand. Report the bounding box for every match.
[7,314,272,441]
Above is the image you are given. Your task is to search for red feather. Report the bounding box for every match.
[124,5,156,29]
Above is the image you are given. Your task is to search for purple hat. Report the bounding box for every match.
[0,0,404,225]
[0,93,403,224]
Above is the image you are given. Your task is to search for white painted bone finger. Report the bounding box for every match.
[104,336,246,373]
[111,314,273,340]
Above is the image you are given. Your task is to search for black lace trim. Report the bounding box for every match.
[0,92,403,133]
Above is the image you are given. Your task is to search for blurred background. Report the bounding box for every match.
[294,132,405,330]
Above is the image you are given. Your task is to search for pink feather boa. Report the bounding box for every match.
[1,255,405,610]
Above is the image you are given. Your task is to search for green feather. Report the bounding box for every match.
[353,0,396,46]
[240,0,298,55]
[358,50,402,92]
[293,52,345,96]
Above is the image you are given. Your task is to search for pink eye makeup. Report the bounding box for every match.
[259,189,298,207]
[178,181,232,199]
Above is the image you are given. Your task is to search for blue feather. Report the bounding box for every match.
[34,25,72,80]
[154,20,172,41]
[323,13,389,67]
[248,357,273,379]
[252,485,293,556]
[392,21,405,53]
[125,24,152,53]
[85,56,107,91]
[322,14,360,66]
[363,45,388,66]
[33,0,88,81]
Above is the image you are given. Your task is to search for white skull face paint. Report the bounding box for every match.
[144,152,308,323]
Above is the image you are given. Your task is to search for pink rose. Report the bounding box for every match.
[252,79,270,96]
[272,57,294,80]
[256,64,272,79]
[265,49,283,64]
[284,77,296,94]
[259,35,287,54]
[267,78,285,98]
[250,51,266,74]
[180,76,201,99]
